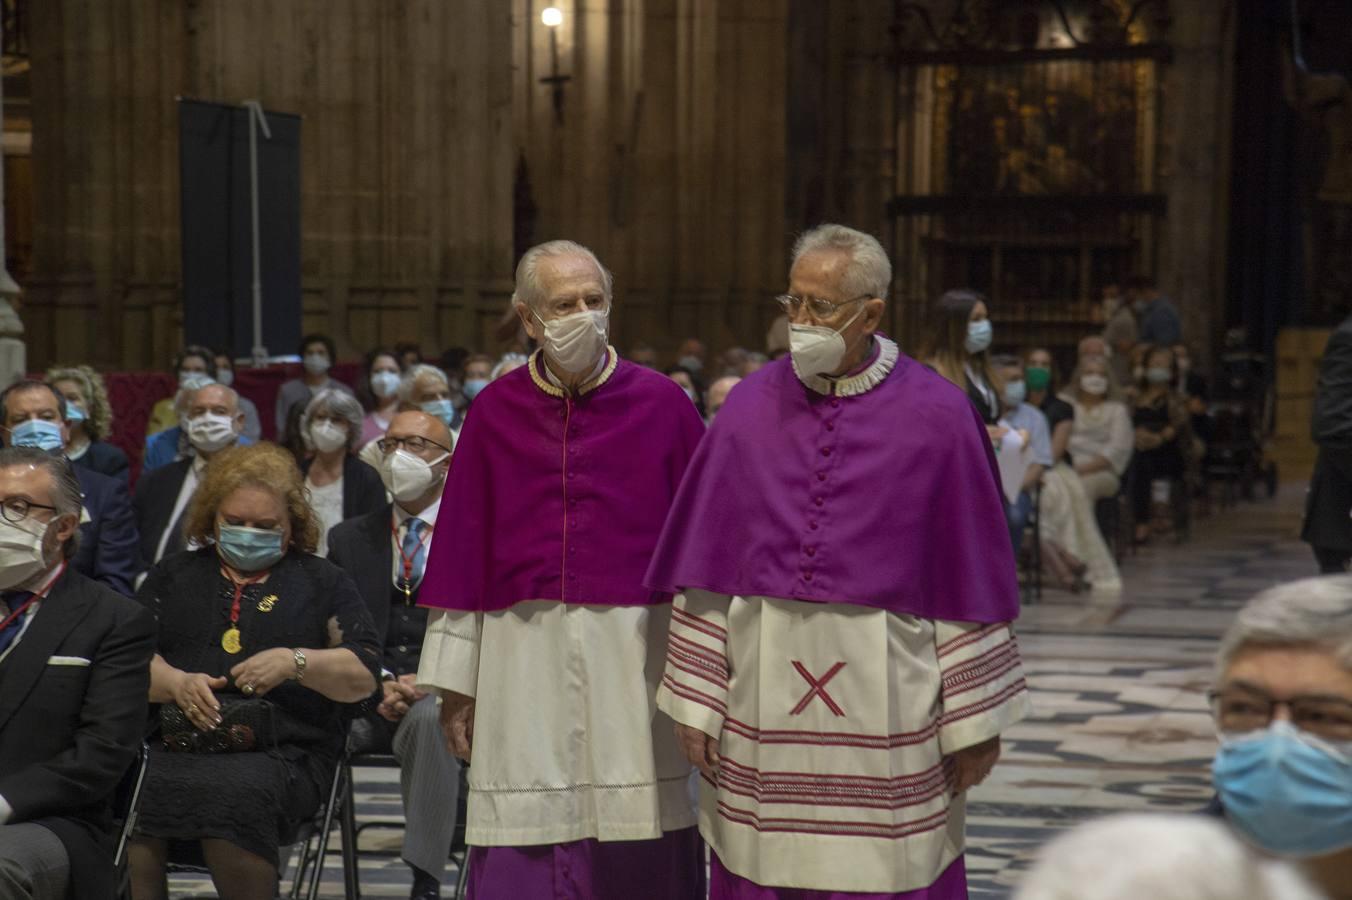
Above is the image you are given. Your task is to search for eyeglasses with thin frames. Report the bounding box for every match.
[0,496,59,526]
[775,293,872,320]
[1207,687,1352,742]
[377,435,452,456]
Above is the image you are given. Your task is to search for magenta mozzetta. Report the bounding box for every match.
[417,348,707,613]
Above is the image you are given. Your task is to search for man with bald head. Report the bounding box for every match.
[705,375,741,423]
[416,240,707,897]
[327,410,459,899]
[133,382,245,575]
[648,224,1029,897]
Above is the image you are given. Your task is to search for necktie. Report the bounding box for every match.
[0,591,35,655]
[401,518,428,588]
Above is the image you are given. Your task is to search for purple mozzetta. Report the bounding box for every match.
[419,350,707,612]
[645,348,1020,623]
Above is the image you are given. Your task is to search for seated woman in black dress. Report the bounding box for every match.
[1130,344,1192,544]
[128,442,380,900]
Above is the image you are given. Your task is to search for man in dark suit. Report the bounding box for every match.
[133,382,245,578]
[1303,313,1352,571]
[328,410,460,900]
[0,381,138,597]
[0,446,156,900]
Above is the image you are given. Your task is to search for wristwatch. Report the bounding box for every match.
[292,648,308,682]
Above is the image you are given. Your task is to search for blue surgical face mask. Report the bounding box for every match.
[8,419,65,453]
[420,398,455,428]
[216,524,286,573]
[462,378,489,401]
[1003,379,1027,408]
[1146,367,1172,384]
[965,319,993,355]
[64,403,86,425]
[1212,720,1352,858]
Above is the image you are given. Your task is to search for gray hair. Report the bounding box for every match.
[791,224,892,301]
[173,374,217,416]
[511,240,614,310]
[1216,576,1352,676]
[0,446,83,560]
[1014,813,1324,900]
[301,387,364,452]
[399,363,450,405]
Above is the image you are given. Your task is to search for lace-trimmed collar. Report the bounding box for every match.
[793,335,900,397]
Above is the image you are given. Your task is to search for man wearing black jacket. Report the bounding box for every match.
[327,410,460,900]
[1304,313,1352,572]
[0,447,155,900]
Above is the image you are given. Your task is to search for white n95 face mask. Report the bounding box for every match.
[309,420,347,454]
[0,518,51,590]
[381,449,449,502]
[536,309,609,373]
[789,304,866,378]
[187,413,237,453]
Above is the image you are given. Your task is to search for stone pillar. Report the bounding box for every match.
[1156,0,1236,366]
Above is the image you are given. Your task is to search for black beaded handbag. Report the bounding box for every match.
[160,696,327,753]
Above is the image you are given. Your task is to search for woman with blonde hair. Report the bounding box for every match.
[46,364,129,483]
[129,443,379,900]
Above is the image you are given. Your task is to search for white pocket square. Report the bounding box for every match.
[47,656,91,667]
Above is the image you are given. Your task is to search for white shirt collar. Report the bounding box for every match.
[394,493,442,529]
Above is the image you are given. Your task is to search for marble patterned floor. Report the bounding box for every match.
[168,485,1313,898]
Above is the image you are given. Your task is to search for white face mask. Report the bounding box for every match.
[788,304,866,378]
[381,448,449,503]
[187,413,238,453]
[303,353,331,376]
[1080,374,1109,396]
[215,368,234,388]
[309,420,347,454]
[370,371,401,399]
[535,309,609,374]
[0,517,52,590]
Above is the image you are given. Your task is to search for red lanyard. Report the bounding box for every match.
[0,561,67,633]
[222,569,268,627]
[390,517,433,589]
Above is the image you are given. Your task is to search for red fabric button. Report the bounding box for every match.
[805,546,816,557]
[825,422,835,431]
[821,448,832,457]
[802,570,814,581]
[809,521,818,530]
[814,497,824,507]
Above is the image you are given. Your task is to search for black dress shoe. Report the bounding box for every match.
[410,867,441,900]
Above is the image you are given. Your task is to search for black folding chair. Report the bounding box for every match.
[335,736,471,900]
[113,742,149,900]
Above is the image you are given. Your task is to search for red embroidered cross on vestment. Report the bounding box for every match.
[789,660,846,716]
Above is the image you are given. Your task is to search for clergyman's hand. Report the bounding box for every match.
[439,689,476,762]
[675,722,720,778]
[948,736,1001,794]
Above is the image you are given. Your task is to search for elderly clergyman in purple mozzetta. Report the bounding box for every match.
[646,224,1032,899]
[414,240,708,898]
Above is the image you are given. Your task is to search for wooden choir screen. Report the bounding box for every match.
[887,0,1171,368]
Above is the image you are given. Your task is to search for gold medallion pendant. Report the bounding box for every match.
[221,627,242,654]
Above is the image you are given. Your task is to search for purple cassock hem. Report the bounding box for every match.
[466,827,706,900]
[709,852,967,900]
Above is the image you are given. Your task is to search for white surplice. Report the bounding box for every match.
[417,601,696,847]
[657,590,1030,893]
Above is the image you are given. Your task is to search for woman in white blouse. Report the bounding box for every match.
[1064,353,1135,500]
[299,388,386,556]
